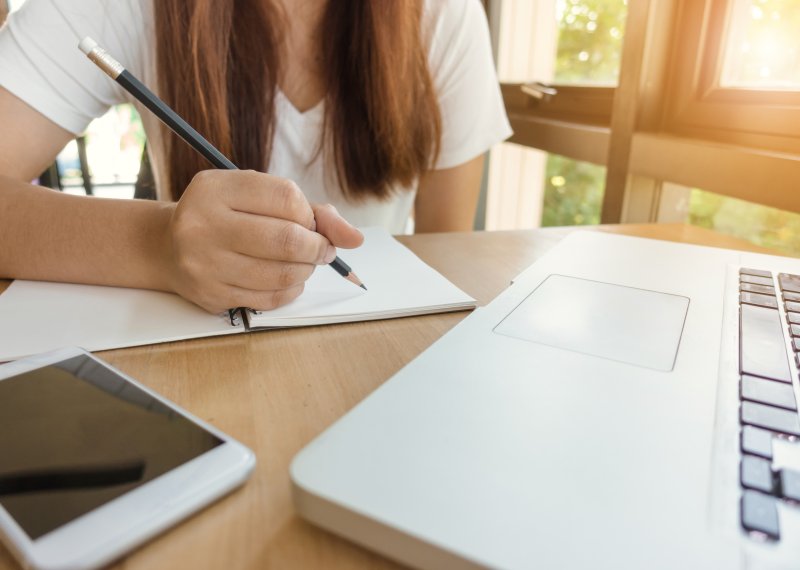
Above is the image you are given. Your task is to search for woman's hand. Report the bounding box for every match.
[164,170,363,314]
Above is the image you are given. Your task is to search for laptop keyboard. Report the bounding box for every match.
[738,269,800,540]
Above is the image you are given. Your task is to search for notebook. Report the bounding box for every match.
[0,228,475,361]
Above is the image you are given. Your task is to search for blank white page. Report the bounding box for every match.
[246,228,475,328]
[0,228,474,360]
[0,281,238,361]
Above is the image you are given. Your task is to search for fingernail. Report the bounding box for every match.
[323,245,337,264]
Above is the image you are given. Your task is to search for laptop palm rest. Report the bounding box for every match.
[493,274,690,371]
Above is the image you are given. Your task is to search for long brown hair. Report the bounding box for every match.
[154,1,441,202]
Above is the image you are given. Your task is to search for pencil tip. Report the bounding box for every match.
[344,272,366,290]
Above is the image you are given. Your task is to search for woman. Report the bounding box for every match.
[0,0,510,314]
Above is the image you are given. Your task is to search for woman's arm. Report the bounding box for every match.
[413,154,485,233]
[0,86,177,291]
[0,87,362,313]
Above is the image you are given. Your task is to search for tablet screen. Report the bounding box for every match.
[0,355,222,540]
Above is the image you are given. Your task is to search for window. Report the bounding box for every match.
[689,189,800,255]
[543,155,605,226]
[485,0,625,229]
[3,0,144,199]
[721,0,800,88]
[486,0,800,253]
[59,105,145,199]
[662,0,800,152]
[554,0,627,85]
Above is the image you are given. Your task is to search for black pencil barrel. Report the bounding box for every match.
[117,70,237,170]
[329,257,351,277]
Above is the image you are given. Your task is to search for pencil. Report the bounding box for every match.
[78,37,366,293]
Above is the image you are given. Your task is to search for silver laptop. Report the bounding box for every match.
[291,231,800,569]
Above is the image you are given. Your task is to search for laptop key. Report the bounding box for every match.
[786,301,800,313]
[779,469,800,502]
[741,425,774,460]
[788,312,800,325]
[741,283,776,296]
[741,491,780,539]
[790,324,800,338]
[783,291,800,302]
[741,292,779,309]
[740,304,792,382]
[741,401,800,436]
[794,339,800,353]
[741,268,773,279]
[741,455,775,493]
[741,375,798,410]
[742,275,775,287]
[779,274,800,294]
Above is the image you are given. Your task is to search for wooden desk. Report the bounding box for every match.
[0,224,790,570]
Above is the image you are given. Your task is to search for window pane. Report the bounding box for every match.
[485,144,549,230]
[554,0,628,85]
[58,104,145,199]
[688,189,800,256]
[722,0,800,89]
[542,154,605,226]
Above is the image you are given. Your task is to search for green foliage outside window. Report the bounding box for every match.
[689,190,800,255]
[542,155,604,227]
[554,0,627,84]
[541,0,626,228]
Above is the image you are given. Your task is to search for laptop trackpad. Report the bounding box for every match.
[493,275,689,371]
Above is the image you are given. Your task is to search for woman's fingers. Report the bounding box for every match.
[219,252,316,292]
[224,213,336,265]
[202,170,316,228]
[166,171,364,314]
[312,203,364,249]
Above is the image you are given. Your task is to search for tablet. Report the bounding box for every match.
[0,347,255,570]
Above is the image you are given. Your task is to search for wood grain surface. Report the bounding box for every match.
[0,224,789,570]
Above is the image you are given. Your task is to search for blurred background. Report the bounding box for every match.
[486,0,800,256]
[3,0,799,254]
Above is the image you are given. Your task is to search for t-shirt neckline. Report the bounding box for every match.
[276,89,325,121]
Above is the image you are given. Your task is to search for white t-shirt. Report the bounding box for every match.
[0,0,511,234]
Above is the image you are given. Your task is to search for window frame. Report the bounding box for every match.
[662,0,800,154]
[489,0,800,225]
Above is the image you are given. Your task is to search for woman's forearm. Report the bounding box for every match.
[0,170,365,314]
[0,176,176,291]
